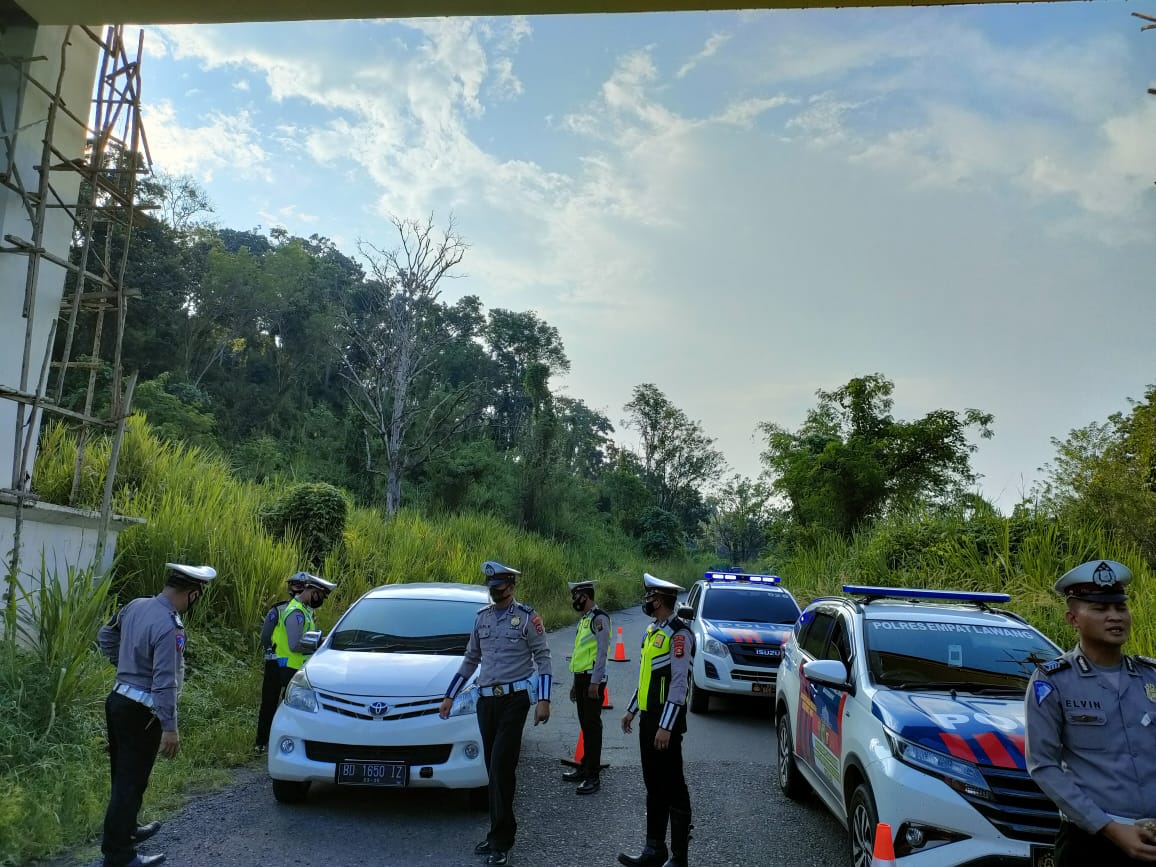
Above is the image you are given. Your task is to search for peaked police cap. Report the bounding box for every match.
[482,560,521,586]
[643,571,684,596]
[165,563,217,584]
[1054,559,1132,603]
[568,580,596,593]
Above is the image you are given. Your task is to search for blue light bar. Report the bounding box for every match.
[705,572,782,584]
[842,585,1010,604]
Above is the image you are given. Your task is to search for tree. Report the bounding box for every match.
[759,373,994,536]
[701,475,773,563]
[622,383,727,521]
[483,309,570,450]
[338,215,477,514]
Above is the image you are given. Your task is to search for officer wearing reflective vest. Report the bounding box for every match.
[562,579,611,795]
[1025,560,1156,865]
[96,562,216,867]
[270,573,336,674]
[254,571,308,753]
[439,561,553,867]
[619,572,695,867]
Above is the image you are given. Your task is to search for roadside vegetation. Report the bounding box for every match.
[3,173,1153,863]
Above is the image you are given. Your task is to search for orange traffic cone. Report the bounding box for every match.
[561,731,586,768]
[611,626,630,662]
[871,822,896,866]
[602,683,613,710]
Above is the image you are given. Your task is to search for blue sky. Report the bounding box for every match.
[137,4,1156,510]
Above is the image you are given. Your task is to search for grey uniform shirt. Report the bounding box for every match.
[1025,645,1156,834]
[97,593,186,732]
[260,600,290,660]
[445,600,553,701]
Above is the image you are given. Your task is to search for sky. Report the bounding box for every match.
[134,3,1156,511]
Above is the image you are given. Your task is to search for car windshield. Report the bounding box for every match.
[329,597,481,654]
[702,588,799,624]
[865,618,1060,690]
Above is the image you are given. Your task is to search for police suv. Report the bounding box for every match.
[775,586,1063,867]
[686,571,802,713]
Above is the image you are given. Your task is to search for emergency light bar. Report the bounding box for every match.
[842,585,1011,604]
[705,572,782,584]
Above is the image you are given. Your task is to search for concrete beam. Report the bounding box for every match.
[11,0,1078,26]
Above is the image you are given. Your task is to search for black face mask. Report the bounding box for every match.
[311,592,327,609]
[641,598,657,616]
[571,595,587,613]
[186,589,203,612]
[489,585,512,604]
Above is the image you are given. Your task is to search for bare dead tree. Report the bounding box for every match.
[339,215,475,514]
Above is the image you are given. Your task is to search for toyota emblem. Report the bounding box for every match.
[368,701,389,717]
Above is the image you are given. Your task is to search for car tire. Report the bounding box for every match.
[271,779,311,804]
[775,711,807,800]
[848,782,880,867]
[467,785,489,812]
[688,676,710,714]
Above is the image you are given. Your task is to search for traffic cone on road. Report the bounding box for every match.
[871,823,896,866]
[602,683,613,710]
[611,626,630,662]
[561,731,586,768]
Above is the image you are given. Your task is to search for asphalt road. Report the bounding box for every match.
[61,603,847,867]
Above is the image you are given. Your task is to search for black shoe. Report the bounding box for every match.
[576,778,600,795]
[132,822,162,844]
[618,843,668,867]
[474,840,493,856]
[561,768,584,782]
[485,853,508,866]
[125,855,166,867]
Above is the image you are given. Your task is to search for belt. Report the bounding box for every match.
[114,681,155,709]
[478,679,532,697]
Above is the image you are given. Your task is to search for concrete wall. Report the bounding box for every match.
[0,24,99,490]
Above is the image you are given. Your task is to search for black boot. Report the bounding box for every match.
[617,840,668,867]
[661,809,693,867]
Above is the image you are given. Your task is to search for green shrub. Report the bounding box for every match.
[260,482,348,569]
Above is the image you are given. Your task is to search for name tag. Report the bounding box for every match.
[1065,710,1107,725]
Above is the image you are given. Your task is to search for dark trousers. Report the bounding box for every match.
[255,661,295,747]
[477,691,531,851]
[101,692,163,867]
[1056,821,1150,867]
[572,673,605,779]
[638,711,691,842]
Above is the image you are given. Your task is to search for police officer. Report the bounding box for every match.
[619,573,695,867]
[1025,559,1156,865]
[269,572,335,679]
[439,561,552,866]
[96,562,217,867]
[562,579,611,794]
[254,572,308,753]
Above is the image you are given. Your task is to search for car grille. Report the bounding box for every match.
[728,644,783,668]
[304,741,454,765]
[964,766,1061,843]
[730,669,777,684]
[316,691,442,722]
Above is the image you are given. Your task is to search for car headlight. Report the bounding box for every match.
[885,730,992,801]
[284,669,319,713]
[449,686,479,717]
[704,637,731,659]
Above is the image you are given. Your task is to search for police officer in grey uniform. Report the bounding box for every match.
[1025,559,1156,865]
[438,561,552,866]
[254,572,308,752]
[97,563,217,867]
[562,578,611,794]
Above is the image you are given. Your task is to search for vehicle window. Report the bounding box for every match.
[329,598,482,654]
[864,618,1060,690]
[799,611,835,658]
[700,588,800,624]
[688,585,702,611]
[822,616,852,666]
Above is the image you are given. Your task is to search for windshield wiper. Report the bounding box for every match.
[889,680,1026,694]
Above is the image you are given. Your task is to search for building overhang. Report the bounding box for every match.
[12,0,1074,26]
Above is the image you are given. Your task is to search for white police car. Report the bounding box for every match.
[686,571,801,713]
[267,582,491,805]
[775,586,1063,867]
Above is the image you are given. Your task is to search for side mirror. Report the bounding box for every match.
[677,604,695,622]
[300,630,323,653]
[803,658,852,692]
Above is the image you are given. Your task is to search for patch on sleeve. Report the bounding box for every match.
[176,633,186,654]
[595,619,604,632]
[531,614,544,635]
[1033,679,1054,705]
[294,612,305,625]
[673,634,687,658]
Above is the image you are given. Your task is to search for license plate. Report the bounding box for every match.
[1030,844,1055,867]
[335,760,408,787]
[752,682,774,694]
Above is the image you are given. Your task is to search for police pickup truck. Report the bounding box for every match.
[775,586,1063,867]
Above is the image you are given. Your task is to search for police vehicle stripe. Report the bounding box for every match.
[975,731,1017,769]
[939,732,979,763]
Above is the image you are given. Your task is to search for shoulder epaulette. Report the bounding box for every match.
[1037,658,1070,675]
[171,611,184,630]
[516,601,535,614]
[669,615,690,633]
[1134,655,1156,669]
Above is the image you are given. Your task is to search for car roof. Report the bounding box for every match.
[361,582,490,603]
[698,579,794,596]
[811,596,1034,629]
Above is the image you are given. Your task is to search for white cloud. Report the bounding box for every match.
[142,99,270,182]
[676,32,730,79]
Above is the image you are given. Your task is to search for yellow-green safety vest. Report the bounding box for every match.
[272,597,316,670]
[637,620,678,712]
[569,607,607,673]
